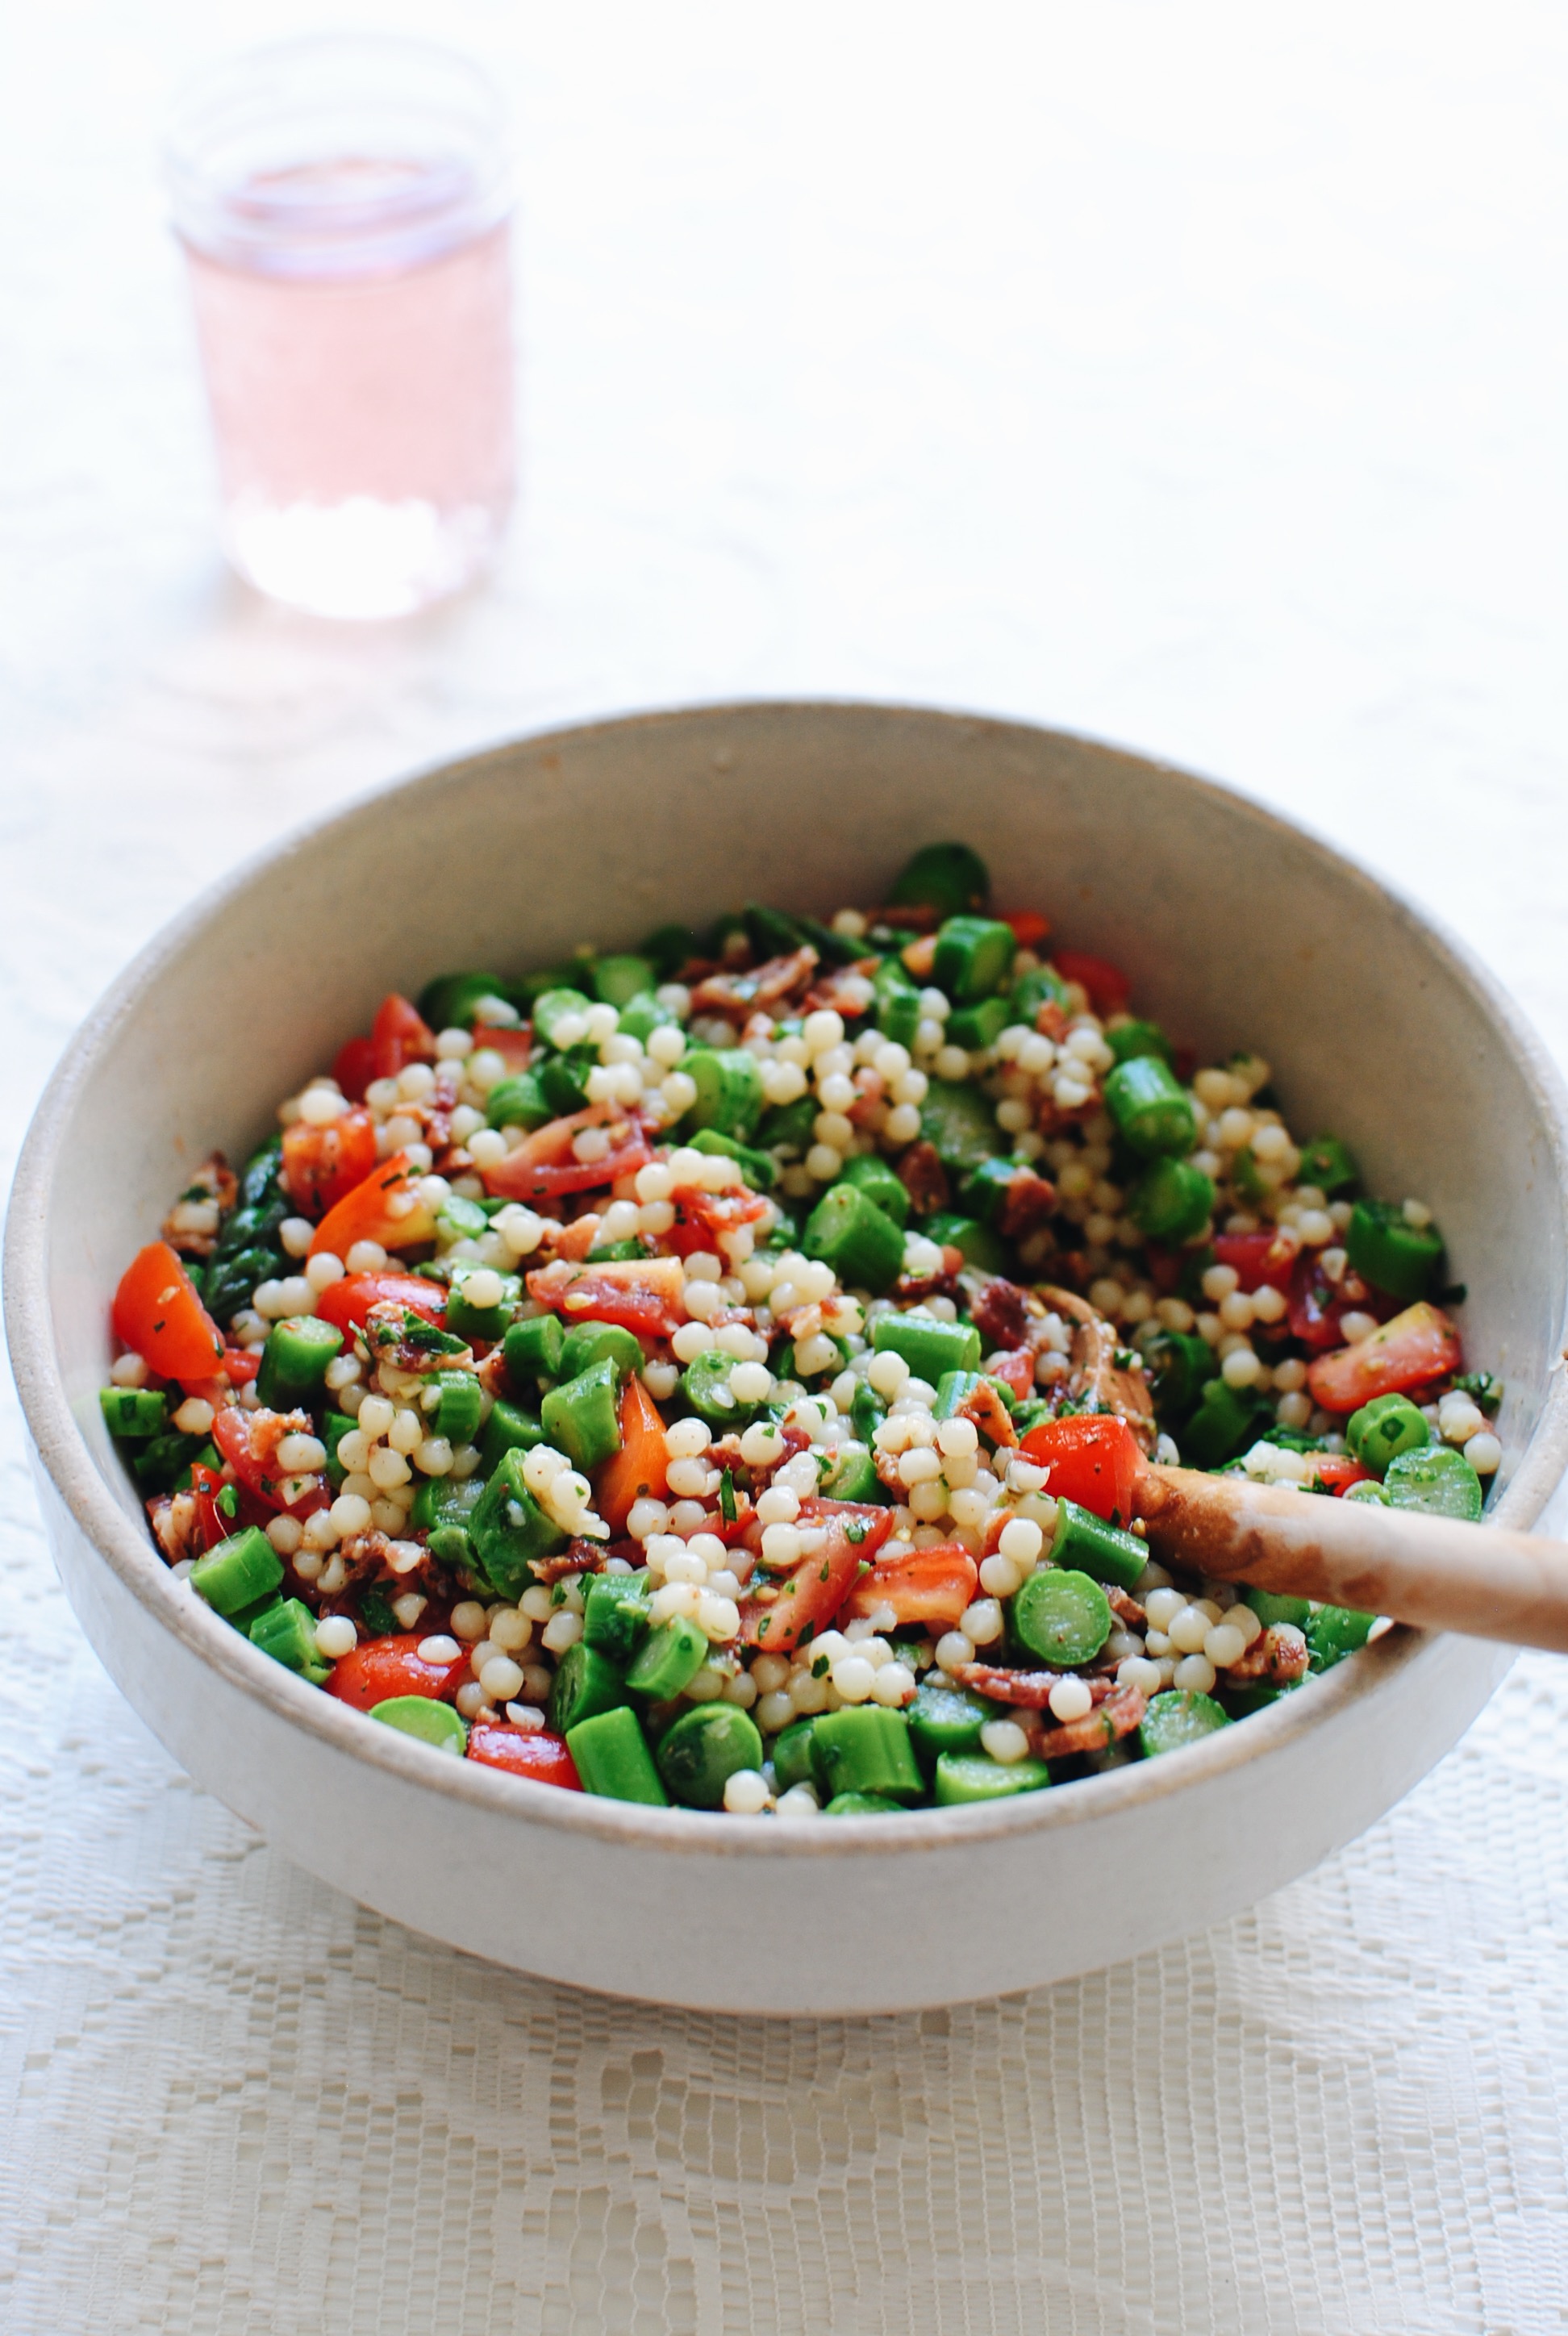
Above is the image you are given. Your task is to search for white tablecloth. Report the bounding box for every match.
[5,3,1568,2328]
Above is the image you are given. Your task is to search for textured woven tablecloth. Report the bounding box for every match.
[6,2,1568,2328]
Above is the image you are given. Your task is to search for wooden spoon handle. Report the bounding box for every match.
[1134,1464,1568,1654]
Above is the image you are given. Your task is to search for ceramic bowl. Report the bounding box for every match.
[10,702,1568,2015]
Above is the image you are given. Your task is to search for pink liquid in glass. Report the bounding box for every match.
[168,40,515,619]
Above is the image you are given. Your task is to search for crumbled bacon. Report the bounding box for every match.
[1025,1680,1149,1760]
[1225,1622,1309,1683]
[954,1662,1112,1709]
[423,1061,462,1154]
[803,957,882,1016]
[1106,1585,1146,1629]
[999,1170,1057,1241]
[332,1531,435,1596]
[868,902,940,932]
[896,1141,950,1217]
[957,1381,1018,1448]
[147,1489,203,1564]
[688,946,819,1021]
[970,1275,1032,1351]
[532,1540,609,1584]
[874,1450,905,1495]
[894,1266,964,1305]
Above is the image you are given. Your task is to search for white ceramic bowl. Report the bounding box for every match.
[10,702,1568,2015]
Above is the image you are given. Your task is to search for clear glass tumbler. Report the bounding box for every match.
[165,35,515,619]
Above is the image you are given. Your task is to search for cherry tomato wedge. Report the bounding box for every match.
[1214,1231,1297,1294]
[281,1106,379,1217]
[325,1633,470,1712]
[484,1108,652,1203]
[1003,910,1051,949]
[314,1272,447,1337]
[1307,1302,1463,1416]
[190,1461,238,1551]
[466,1724,582,1789]
[843,1541,978,1629]
[984,1348,1035,1402]
[370,993,436,1082]
[112,1241,225,1383]
[1311,1454,1374,1495]
[664,1182,771,1258]
[1052,950,1130,1016]
[526,1254,687,1338]
[595,1374,670,1533]
[472,1024,532,1068]
[1285,1251,1390,1352]
[308,1151,437,1259]
[740,1499,894,1654]
[332,1035,376,1104]
[1019,1413,1143,1524]
[211,1403,328,1518]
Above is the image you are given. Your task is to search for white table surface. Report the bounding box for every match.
[5,3,1568,2329]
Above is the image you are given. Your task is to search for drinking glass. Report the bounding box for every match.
[165,35,515,619]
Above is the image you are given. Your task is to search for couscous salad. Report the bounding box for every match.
[101,844,1502,1815]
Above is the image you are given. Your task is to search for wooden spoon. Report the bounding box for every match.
[1133,1464,1568,1654]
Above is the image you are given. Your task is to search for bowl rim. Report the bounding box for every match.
[9,696,1568,1858]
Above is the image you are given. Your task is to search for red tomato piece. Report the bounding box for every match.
[1019,1413,1142,1524]
[1214,1231,1298,1294]
[314,1272,448,1337]
[1141,1245,1189,1295]
[281,1106,379,1217]
[740,1500,895,1654]
[189,1462,236,1551]
[549,1216,609,1263]
[525,1254,687,1338]
[189,1456,271,1541]
[1311,1454,1374,1495]
[1287,1253,1354,1351]
[484,1109,652,1202]
[986,1348,1036,1401]
[1307,1303,1463,1416]
[333,1035,376,1104]
[1052,950,1131,1016]
[595,1374,670,1533]
[307,1151,438,1259]
[210,1403,328,1518]
[1003,911,1051,949]
[112,1241,225,1384]
[369,993,437,1082]
[326,1633,470,1712]
[472,1024,533,1068]
[467,1724,583,1789]
[843,1541,978,1629]
[662,1182,772,1258]
[223,1346,261,1385]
